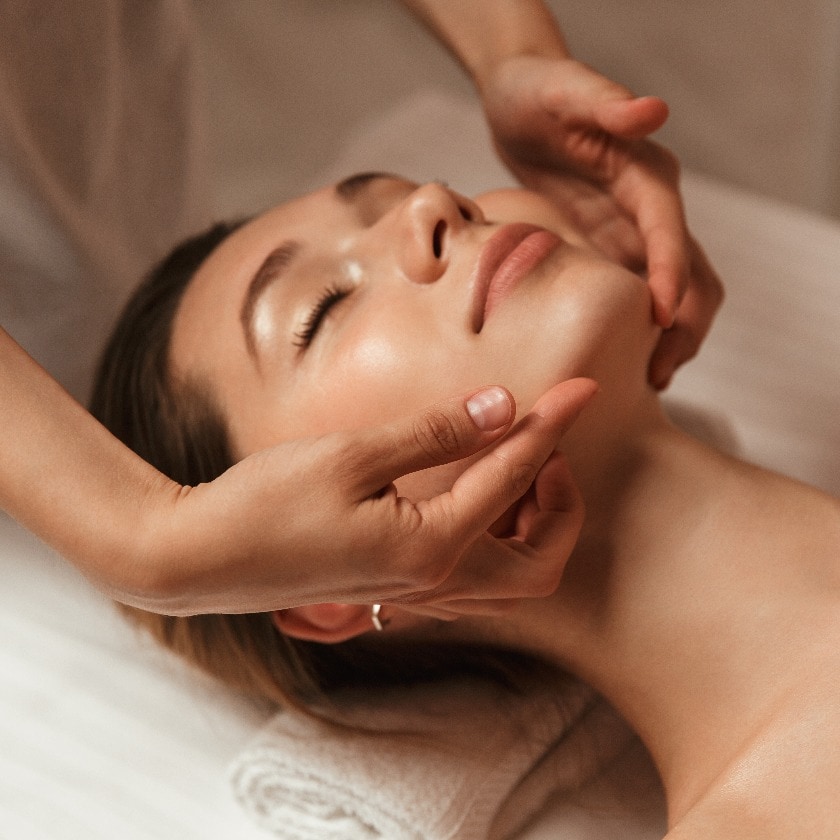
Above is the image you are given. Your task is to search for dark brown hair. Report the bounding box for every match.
[91,220,549,712]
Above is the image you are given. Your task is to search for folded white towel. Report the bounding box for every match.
[229,675,633,840]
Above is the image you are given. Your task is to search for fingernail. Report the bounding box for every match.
[466,387,512,431]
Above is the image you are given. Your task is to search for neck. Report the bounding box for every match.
[454,399,840,827]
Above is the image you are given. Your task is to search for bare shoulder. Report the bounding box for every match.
[666,665,840,839]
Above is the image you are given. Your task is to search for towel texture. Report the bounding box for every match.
[229,676,634,840]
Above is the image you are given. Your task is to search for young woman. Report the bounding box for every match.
[92,172,840,837]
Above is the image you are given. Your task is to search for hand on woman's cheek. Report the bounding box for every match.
[394,440,530,540]
[395,460,472,514]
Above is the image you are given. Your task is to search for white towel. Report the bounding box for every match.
[229,675,634,840]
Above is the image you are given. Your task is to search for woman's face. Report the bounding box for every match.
[170,174,658,494]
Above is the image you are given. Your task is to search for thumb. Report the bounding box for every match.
[349,386,516,497]
[595,95,669,138]
[423,377,598,545]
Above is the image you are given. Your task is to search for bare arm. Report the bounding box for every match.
[0,326,594,614]
[0,327,169,598]
[399,0,570,80]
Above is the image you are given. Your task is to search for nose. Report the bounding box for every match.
[391,183,484,285]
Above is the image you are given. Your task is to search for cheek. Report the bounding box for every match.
[303,319,460,435]
[477,190,589,248]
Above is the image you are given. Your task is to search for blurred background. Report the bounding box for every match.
[194,0,840,219]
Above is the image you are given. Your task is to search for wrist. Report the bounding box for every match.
[0,328,192,607]
[69,469,183,610]
[465,0,570,91]
[124,476,201,613]
[402,0,569,91]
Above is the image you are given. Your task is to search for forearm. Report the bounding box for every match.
[0,327,172,595]
[398,0,568,88]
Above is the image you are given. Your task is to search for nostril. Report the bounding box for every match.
[432,220,446,258]
[458,204,473,222]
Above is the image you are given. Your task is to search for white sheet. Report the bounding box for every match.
[671,173,840,495]
[2,91,839,839]
[0,513,271,840]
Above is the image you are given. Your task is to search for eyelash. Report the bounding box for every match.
[293,283,353,348]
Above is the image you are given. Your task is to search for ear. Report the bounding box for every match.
[271,603,374,643]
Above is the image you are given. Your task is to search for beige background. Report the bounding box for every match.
[195,0,840,219]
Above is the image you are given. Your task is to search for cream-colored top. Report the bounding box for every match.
[0,0,211,401]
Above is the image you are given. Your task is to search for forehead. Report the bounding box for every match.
[169,186,332,380]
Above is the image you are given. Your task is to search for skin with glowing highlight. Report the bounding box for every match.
[170,174,659,510]
[161,173,840,837]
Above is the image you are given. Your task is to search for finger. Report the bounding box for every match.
[621,157,690,327]
[513,451,581,540]
[540,60,642,128]
[646,224,689,328]
[345,385,516,497]
[647,328,695,391]
[522,169,647,271]
[581,210,646,272]
[512,451,584,563]
[425,378,597,547]
[648,238,724,389]
[596,96,670,139]
[400,597,525,618]
[415,597,520,617]
[411,452,585,605]
[541,59,667,138]
[394,603,464,622]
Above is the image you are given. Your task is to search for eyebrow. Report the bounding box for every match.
[240,240,300,359]
[240,173,393,359]
[334,171,392,202]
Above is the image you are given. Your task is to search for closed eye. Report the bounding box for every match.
[293,283,353,349]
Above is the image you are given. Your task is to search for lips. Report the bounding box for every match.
[471,223,560,332]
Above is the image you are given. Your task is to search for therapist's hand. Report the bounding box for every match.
[136,378,596,616]
[478,55,722,386]
[647,234,724,388]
